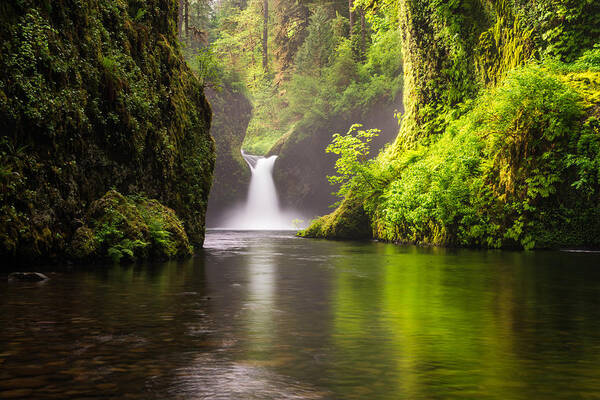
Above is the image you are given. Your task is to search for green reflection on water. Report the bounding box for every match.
[330,245,600,399]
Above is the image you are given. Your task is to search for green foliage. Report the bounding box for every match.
[212,0,268,88]
[250,3,401,153]
[243,77,287,153]
[363,27,402,78]
[328,38,359,89]
[326,124,384,200]
[107,239,149,264]
[525,0,600,62]
[207,0,402,154]
[309,0,600,250]
[547,45,600,73]
[372,57,600,249]
[74,190,193,263]
[311,46,600,249]
[134,7,147,22]
[375,130,486,246]
[294,6,335,76]
[189,46,224,88]
[88,192,151,262]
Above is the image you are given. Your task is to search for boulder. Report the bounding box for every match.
[8,272,49,282]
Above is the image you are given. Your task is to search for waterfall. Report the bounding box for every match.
[242,152,281,228]
[219,151,299,230]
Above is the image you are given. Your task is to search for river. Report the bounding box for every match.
[1,231,600,399]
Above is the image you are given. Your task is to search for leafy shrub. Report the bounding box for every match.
[191,46,224,88]
[107,239,148,264]
[326,124,384,201]
[374,129,487,246]
[379,59,599,248]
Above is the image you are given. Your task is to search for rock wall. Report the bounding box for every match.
[0,0,214,264]
[303,0,600,248]
[205,85,252,227]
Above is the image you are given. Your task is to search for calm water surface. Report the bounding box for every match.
[1,231,600,399]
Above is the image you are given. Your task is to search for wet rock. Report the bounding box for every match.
[7,272,49,282]
[0,1,213,262]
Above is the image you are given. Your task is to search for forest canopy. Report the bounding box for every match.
[179,0,403,154]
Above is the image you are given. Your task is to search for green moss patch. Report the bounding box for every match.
[300,195,371,240]
[70,190,192,263]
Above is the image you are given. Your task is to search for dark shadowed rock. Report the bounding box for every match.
[8,272,49,282]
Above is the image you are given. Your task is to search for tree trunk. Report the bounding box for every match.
[263,0,269,70]
[196,2,203,50]
[184,0,190,43]
[348,0,354,36]
[360,8,365,54]
[178,0,183,40]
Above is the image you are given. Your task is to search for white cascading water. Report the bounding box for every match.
[220,151,298,230]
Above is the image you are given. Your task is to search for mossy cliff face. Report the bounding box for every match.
[205,85,252,227]
[304,0,600,248]
[394,0,600,149]
[394,0,488,146]
[0,0,214,264]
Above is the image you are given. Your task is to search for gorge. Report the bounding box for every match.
[1,0,600,399]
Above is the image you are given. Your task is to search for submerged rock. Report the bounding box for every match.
[8,272,49,282]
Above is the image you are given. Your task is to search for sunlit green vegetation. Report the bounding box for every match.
[307,46,600,249]
[304,0,600,249]
[185,0,402,154]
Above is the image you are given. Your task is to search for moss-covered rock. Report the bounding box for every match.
[299,195,371,240]
[0,0,214,265]
[392,0,488,147]
[70,190,192,263]
[69,227,98,260]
